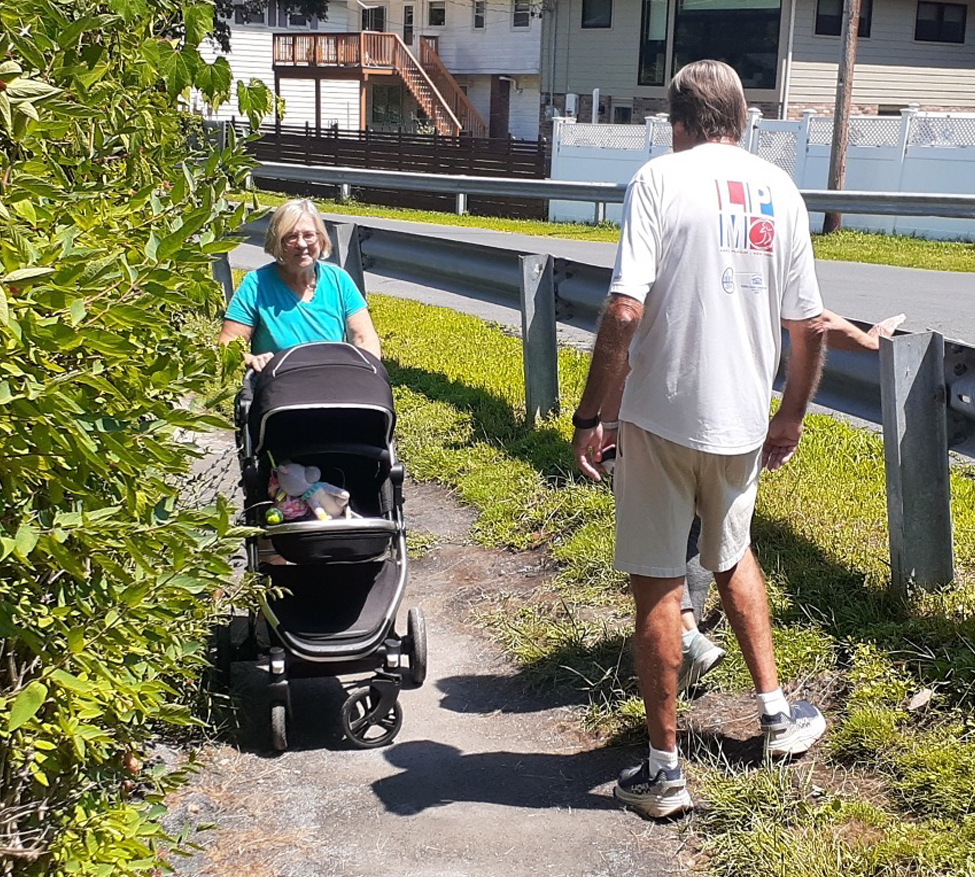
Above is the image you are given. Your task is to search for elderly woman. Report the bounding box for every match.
[220,198,381,370]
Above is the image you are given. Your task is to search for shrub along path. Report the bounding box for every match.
[168,469,683,877]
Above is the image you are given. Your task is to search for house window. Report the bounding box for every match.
[815,0,872,38]
[582,0,613,27]
[915,1,967,42]
[474,0,486,28]
[672,0,782,90]
[404,5,414,43]
[428,0,446,26]
[613,105,633,123]
[234,5,267,24]
[638,0,668,85]
[513,0,531,27]
[372,84,404,125]
[362,5,386,31]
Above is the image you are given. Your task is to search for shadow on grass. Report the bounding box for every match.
[386,360,579,480]
[388,359,975,716]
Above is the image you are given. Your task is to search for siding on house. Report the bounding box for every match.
[196,2,361,127]
[453,73,542,138]
[788,0,975,109]
[543,0,646,98]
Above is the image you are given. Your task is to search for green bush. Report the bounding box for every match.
[0,3,272,874]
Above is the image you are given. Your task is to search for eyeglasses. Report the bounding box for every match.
[282,231,319,248]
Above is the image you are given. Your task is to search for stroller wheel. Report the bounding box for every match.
[209,622,233,692]
[270,704,288,751]
[406,607,428,687]
[341,687,403,749]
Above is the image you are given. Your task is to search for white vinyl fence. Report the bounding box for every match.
[549,108,975,240]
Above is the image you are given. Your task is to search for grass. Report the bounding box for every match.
[244,187,975,272]
[366,292,975,877]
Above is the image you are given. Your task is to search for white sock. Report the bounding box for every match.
[648,744,679,776]
[681,629,698,652]
[756,688,790,719]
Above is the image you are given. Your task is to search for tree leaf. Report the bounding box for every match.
[8,681,48,731]
[2,267,55,284]
[14,523,39,558]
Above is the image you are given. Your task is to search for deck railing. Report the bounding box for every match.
[273,33,473,137]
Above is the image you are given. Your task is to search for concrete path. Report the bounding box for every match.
[168,435,681,877]
[231,212,974,344]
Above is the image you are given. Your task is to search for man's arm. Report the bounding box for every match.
[822,309,906,353]
[763,315,827,471]
[573,294,643,481]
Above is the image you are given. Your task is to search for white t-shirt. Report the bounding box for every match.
[611,143,824,455]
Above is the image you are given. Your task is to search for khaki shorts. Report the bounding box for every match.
[614,423,762,577]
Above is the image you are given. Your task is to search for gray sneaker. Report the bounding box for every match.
[677,632,726,694]
[614,761,693,819]
[761,700,827,757]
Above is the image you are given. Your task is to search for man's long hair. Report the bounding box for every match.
[668,60,748,143]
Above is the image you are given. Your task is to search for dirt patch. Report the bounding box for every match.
[165,478,686,877]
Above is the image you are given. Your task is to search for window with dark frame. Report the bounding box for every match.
[362,5,386,31]
[815,0,872,37]
[404,5,414,43]
[234,5,267,24]
[582,0,613,28]
[428,0,446,26]
[372,84,404,125]
[915,1,967,42]
[513,0,531,27]
[613,105,633,123]
[474,0,486,28]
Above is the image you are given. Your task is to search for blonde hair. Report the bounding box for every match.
[668,60,747,143]
[264,198,331,261]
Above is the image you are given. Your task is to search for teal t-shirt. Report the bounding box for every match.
[224,261,368,355]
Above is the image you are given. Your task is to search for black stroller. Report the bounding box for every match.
[226,342,427,750]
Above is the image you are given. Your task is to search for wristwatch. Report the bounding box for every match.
[571,411,600,429]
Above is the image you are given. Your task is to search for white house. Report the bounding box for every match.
[539,0,975,122]
[196,0,543,139]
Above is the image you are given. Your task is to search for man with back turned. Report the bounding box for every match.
[572,59,828,818]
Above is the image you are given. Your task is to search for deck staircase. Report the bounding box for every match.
[273,32,489,138]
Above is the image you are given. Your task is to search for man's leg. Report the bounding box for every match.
[712,546,777,693]
[631,574,685,750]
[700,451,826,757]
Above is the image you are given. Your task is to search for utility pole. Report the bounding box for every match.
[824,0,862,234]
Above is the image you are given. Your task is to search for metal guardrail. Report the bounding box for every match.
[232,205,974,589]
[253,161,975,219]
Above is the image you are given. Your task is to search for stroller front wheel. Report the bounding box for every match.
[341,686,403,749]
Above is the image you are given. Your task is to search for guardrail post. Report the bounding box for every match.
[593,202,606,224]
[519,255,559,425]
[211,252,235,305]
[456,192,468,215]
[328,222,367,296]
[338,183,352,202]
[879,332,954,591]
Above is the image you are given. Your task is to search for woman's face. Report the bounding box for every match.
[280,214,322,271]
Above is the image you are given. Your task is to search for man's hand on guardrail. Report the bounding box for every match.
[763,410,804,471]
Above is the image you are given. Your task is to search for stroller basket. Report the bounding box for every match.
[265,517,397,564]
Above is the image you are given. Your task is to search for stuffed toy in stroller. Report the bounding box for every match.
[265,460,352,524]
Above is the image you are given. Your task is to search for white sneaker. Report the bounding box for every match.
[761,700,827,757]
[614,762,693,819]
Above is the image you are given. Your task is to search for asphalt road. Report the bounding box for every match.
[230,212,975,344]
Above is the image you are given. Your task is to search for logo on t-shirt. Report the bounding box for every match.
[716,180,775,254]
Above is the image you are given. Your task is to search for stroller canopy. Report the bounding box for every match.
[249,343,395,458]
